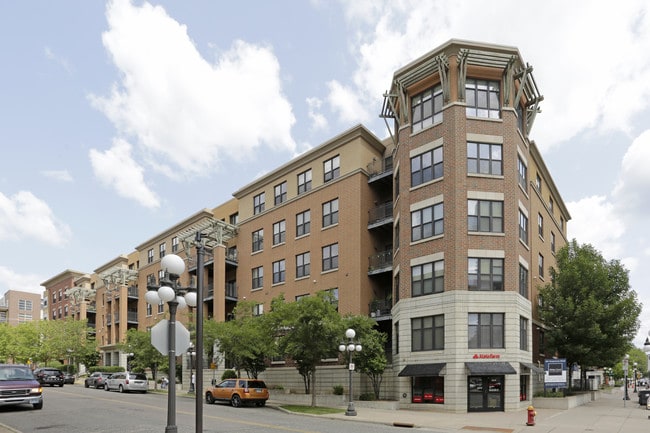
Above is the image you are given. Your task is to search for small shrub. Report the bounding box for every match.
[221,369,237,380]
[332,385,344,395]
[358,392,376,401]
[270,384,284,390]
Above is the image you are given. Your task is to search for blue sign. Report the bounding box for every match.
[544,358,567,388]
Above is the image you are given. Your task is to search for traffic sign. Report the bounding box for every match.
[151,319,191,355]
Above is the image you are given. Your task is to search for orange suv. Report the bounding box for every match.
[205,378,269,407]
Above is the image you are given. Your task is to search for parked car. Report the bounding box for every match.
[0,364,43,410]
[105,372,148,393]
[84,372,111,389]
[205,378,269,407]
[64,373,75,384]
[638,389,650,406]
[33,368,64,387]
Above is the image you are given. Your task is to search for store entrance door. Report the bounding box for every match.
[468,375,504,412]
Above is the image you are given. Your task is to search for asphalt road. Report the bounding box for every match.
[0,384,418,433]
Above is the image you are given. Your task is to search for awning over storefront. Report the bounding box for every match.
[465,362,516,375]
[520,362,545,374]
[398,363,446,377]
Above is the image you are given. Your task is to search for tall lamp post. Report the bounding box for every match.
[188,343,196,393]
[338,328,362,416]
[634,362,638,393]
[624,354,630,402]
[145,254,197,433]
[644,334,650,388]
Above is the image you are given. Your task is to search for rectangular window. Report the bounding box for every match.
[465,78,500,118]
[296,210,310,237]
[411,146,443,187]
[253,304,264,316]
[252,266,264,289]
[535,173,542,192]
[253,192,265,215]
[297,169,312,194]
[394,272,400,303]
[468,258,504,291]
[18,299,33,311]
[467,142,502,175]
[322,243,339,271]
[146,303,152,316]
[323,155,340,182]
[159,242,166,259]
[296,252,310,278]
[411,203,443,241]
[171,236,179,253]
[273,260,286,284]
[468,313,504,349]
[394,221,400,246]
[538,213,544,238]
[519,264,528,298]
[520,316,529,351]
[147,248,154,264]
[411,315,444,351]
[518,156,527,191]
[229,213,239,225]
[551,232,556,253]
[411,84,443,132]
[394,321,399,354]
[468,200,503,233]
[273,220,286,245]
[158,301,164,314]
[519,211,528,244]
[411,260,444,296]
[252,229,263,252]
[322,198,339,227]
[394,169,400,200]
[325,288,339,311]
[274,181,287,205]
[538,254,544,278]
[548,197,554,214]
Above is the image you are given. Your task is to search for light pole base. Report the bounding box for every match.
[345,402,357,416]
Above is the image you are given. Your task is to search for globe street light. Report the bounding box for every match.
[338,328,362,416]
[624,354,630,401]
[145,254,197,433]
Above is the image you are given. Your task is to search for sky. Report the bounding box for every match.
[1,0,650,347]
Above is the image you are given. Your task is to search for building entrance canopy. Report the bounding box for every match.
[398,363,446,377]
[465,362,516,375]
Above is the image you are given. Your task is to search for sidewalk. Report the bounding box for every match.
[272,386,650,433]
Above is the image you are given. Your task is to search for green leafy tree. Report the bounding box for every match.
[119,328,167,388]
[342,315,388,399]
[539,240,642,389]
[270,292,343,407]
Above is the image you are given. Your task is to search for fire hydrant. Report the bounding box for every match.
[526,405,536,426]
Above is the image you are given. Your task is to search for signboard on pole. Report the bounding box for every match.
[544,358,567,389]
[151,319,191,355]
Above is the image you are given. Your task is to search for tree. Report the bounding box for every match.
[342,315,388,399]
[539,240,642,389]
[270,292,343,407]
[119,328,167,389]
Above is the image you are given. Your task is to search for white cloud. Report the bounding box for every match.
[89,0,296,187]
[566,195,625,260]
[326,80,371,125]
[306,97,328,132]
[0,266,45,296]
[41,170,73,182]
[0,191,71,246]
[612,129,650,217]
[89,138,160,209]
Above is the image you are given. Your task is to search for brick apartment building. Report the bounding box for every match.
[41,39,569,413]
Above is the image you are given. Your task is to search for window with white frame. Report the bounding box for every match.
[18,299,33,311]
[465,78,500,118]
[159,242,166,259]
[468,313,504,348]
[253,303,264,316]
[297,169,312,194]
[171,236,179,253]
[411,146,443,187]
[468,199,503,233]
[274,181,287,205]
[323,155,340,182]
[411,84,443,132]
[147,248,154,264]
[467,142,502,175]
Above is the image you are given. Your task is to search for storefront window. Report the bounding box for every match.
[411,376,444,404]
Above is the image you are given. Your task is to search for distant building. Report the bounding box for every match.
[0,290,42,326]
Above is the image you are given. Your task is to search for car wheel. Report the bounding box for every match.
[119,385,124,393]
[59,383,64,387]
[85,382,89,388]
[231,394,242,408]
[33,401,43,410]
[105,384,110,391]
[205,392,215,404]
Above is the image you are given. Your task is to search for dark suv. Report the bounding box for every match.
[34,368,64,387]
[0,364,43,409]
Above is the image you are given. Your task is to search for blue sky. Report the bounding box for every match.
[2,0,650,346]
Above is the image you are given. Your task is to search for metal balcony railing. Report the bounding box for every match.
[368,201,393,226]
[368,250,393,273]
[367,156,394,180]
[369,299,392,317]
[226,282,237,299]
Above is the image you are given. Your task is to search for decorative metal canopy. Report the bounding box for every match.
[99,267,139,289]
[175,216,238,259]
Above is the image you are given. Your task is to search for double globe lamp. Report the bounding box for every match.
[338,328,362,416]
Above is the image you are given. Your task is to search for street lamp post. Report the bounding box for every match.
[145,254,197,433]
[624,354,630,402]
[188,343,195,393]
[644,335,650,388]
[634,362,638,393]
[338,328,362,416]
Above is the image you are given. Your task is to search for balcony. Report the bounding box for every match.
[367,156,393,183]
[127,286,139,298]
[226,282,237,300]
[368,201,393,229]
[368,250,393,275]
[369,299,392,319]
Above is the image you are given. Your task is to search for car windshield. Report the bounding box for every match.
[0,367,35,381]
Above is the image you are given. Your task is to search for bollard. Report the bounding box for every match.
[526,405,536,426]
